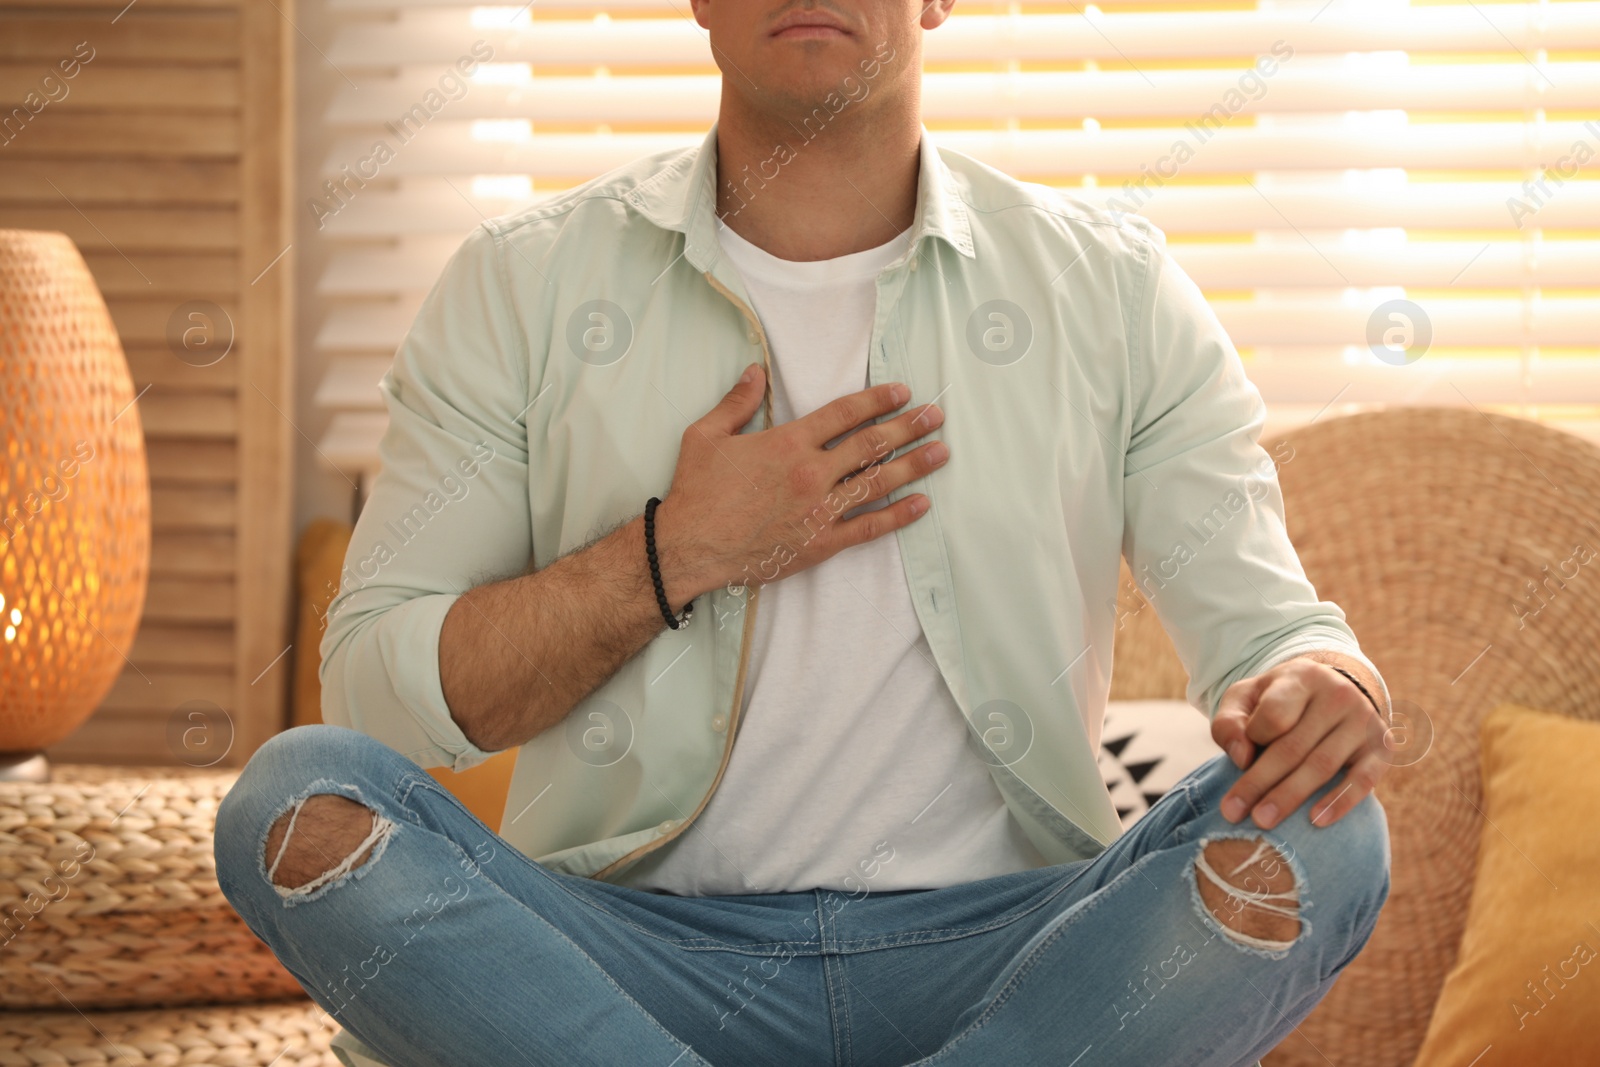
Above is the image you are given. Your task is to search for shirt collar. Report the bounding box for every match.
[625,119,976,270]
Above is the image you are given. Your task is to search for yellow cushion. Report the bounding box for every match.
[1412,704,1600,1067]
[291,518,352,730]
[425,751,517,831]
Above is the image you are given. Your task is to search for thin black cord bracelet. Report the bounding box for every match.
[1329,665,1386,721]
[644,497,693,630]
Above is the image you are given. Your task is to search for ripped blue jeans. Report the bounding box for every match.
[214,725,1389,1067]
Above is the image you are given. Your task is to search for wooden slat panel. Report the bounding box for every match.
[150,531,235,575]
[143,576,236,621]
[235,0,295,763]
[127,348,239,389]
[12,1,293,769]
[0,16,239,63]
[109,298,238,342]
[145,439,238,482]
[151,486,237,528]
[84,252,237,297]
[138,392,238,438]
[131,622,235,668]
[0,159,237,204]
[102,667,235,712]
[0,64,236,109]
[9,208,234,252]
[0,112,238,156]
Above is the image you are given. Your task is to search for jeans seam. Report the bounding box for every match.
[827,956,847,1066]
[820,890,848,1067]
[837,939,855,1067]
[1182,774,1204,822]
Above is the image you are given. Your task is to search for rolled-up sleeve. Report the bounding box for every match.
[1120,223,1387,720]
[318,222,534,771]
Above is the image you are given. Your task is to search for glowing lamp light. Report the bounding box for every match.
[0,230,150,780]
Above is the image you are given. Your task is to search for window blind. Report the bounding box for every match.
[310,0,1600,478]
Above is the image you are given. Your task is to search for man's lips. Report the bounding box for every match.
[773,24,850,38]
[769,9,853,39]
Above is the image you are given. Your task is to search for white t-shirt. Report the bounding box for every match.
[624,218,1048,896]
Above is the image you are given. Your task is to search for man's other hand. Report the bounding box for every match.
[1210,658,1391,830]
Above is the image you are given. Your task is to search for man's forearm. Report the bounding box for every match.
[438,506,706,753]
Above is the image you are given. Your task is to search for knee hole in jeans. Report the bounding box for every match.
[1192,835,1302,956]
[265,792,394,900]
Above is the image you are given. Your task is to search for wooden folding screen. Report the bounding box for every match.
[1,0,293,766]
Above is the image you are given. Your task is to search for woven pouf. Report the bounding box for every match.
[0,998,338,1066]
[0,765,305,1009]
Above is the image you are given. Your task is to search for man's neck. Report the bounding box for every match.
[712,96,922,263]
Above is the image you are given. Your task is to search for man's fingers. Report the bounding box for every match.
[1248,716,1370,830]
[804,381,911,446]
[1308,751,1388,828]
[698,362,767,436]
[1242,670,1315,748]
[1212,675,1268,769]
[832,493,929,550]
[1220,687,1341,824]
[836,441,949,510]
[833,400,945,480]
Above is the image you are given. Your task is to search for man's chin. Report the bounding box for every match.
[750,73,874,115]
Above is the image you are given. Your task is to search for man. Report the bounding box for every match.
[216,2,1394,1064]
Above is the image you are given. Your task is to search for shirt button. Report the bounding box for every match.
[711,714,727,732]
[746,328,759,344]
[657,819,679,835]
[909,257,919,271]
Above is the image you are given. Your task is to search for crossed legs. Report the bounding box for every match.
[215,726,1388,1067]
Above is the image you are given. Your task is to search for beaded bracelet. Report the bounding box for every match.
[643,497,693,630]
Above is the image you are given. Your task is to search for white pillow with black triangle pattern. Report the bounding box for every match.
[1097,699,1226,830]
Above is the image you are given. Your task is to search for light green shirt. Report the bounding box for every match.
[320,121,1381,1067]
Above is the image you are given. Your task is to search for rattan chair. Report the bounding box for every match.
[1110,406,1600,1067]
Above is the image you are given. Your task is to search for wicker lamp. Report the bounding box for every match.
[0,229,150,781]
